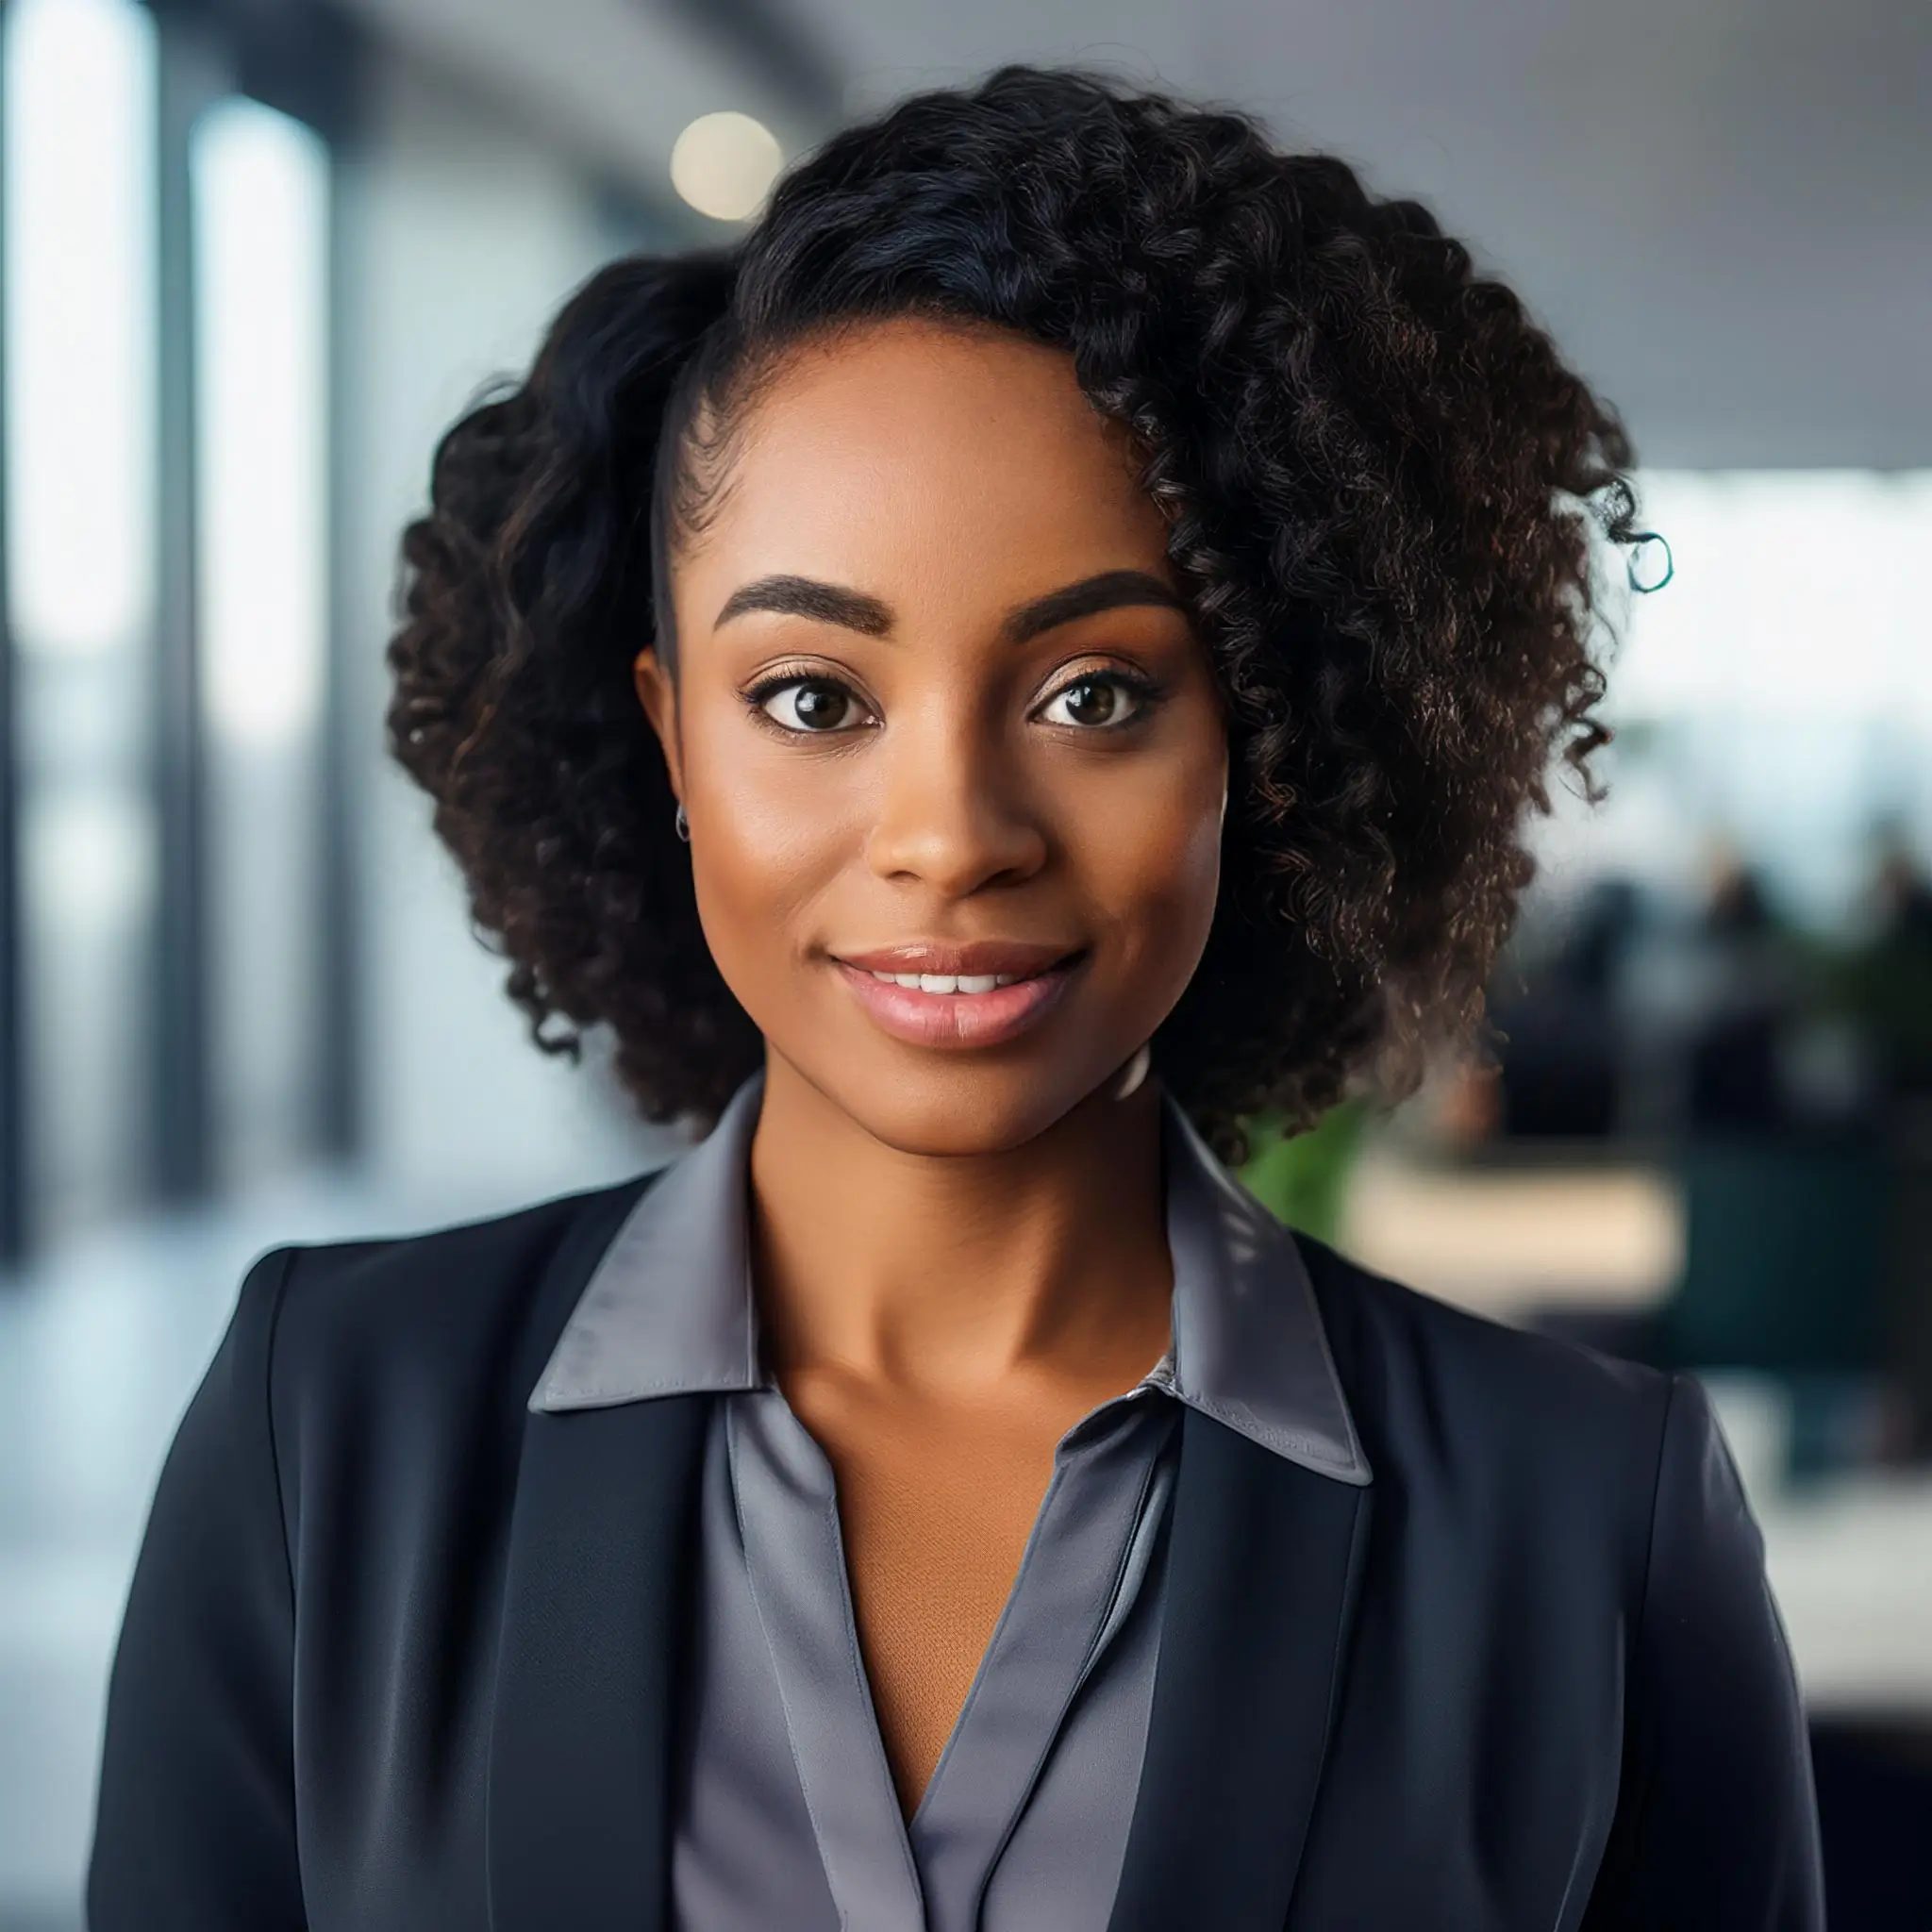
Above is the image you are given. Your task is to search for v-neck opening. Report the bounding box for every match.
[728,1376,1180,1932]
[908,1379,1171,1836]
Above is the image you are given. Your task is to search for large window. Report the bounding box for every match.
[2,0,340,1245]
[1526,471,1932,931]
[3,0,159,1236]
[192,95,331,1188]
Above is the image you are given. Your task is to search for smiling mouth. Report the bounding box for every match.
[828,948,1087,1048]
[858,967,1033,994]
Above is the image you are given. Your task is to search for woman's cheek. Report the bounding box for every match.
[685,776,854,1024]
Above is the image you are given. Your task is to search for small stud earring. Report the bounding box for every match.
[674,803,691,842]
[1114,1041,1152,1100]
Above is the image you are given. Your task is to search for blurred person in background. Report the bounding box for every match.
[1485,872,1646,1141]
[86,66,1822,1931]
[1656,844,1893,1463]
[1834,826,1932,1460]
[1681,846,1808,1137]
[1840,826,1932,1111]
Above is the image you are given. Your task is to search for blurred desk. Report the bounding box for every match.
[1330,1152,1932,1714]
[1339,1150,1682,1322]
[1757,1476,1932,1716]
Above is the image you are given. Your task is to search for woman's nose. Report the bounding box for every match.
[863,716,1048,897]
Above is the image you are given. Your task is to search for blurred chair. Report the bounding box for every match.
[1524,1133,1891,1456]
[1662,1135,1889,1377]
[1657,1133,1893,1482]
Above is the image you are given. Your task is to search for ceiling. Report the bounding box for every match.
[339,0,1932,467]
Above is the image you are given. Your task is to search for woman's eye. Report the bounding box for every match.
[757,679,869,733]
[1037,675,1148,730]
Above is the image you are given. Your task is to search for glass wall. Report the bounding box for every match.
[192,96,330,1191]
[1,0,339,1247]
[3,0,160,1241]
[1540,471,1932,926]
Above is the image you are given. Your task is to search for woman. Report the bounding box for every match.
[88,66,1823,1931]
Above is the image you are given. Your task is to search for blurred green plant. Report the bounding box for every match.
[1236,1097,1370,1248]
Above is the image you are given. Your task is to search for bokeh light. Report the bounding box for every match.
[670,110,783,222]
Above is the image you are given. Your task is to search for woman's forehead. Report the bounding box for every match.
[674,317,1171,613]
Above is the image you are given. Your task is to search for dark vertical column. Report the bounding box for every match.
[147,12,224,1203]
[230,2,365,1170]
[0,3,26,1268]
[314,131,360,1163]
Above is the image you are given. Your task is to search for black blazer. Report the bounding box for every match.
[87,1167,1824,1930]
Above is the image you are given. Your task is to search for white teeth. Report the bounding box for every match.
[863,969,1025,993]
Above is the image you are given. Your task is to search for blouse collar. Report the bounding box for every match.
[529,1069,1370,1487]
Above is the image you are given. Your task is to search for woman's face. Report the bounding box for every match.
[637,316,1228,1155]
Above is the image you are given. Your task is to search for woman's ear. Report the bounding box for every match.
[633,645,685,799]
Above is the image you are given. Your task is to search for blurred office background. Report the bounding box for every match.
[0,0,1928,1924]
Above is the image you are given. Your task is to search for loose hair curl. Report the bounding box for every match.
[388,64,1635,1163]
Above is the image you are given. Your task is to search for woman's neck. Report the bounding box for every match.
[746,1055,1173,1404]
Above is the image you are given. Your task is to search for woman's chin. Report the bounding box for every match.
[776,1050,1124,1160]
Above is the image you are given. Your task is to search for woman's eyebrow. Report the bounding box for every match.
[711,569,1187,642]
[1001,570,1188,645]
[712,575,892,637]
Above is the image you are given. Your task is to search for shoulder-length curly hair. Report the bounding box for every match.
[388,64,1636,1165]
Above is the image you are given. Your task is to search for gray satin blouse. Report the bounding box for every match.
[530,1072,1368,1930]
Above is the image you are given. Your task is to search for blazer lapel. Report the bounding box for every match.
[1108,1407,1374,1932]
[487,1080,760,1930]
[485,1390,709,1932]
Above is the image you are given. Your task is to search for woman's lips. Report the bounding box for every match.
[831,953,1083,1049]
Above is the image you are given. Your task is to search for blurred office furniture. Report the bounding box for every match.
[1661,1133,1888,1377]
[1341,1149,1680,1323]
[1763,1472,1932,1930]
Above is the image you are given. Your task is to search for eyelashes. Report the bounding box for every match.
[1035,669,1162,730]
[739,662,1169,739]
[745,674,871,734]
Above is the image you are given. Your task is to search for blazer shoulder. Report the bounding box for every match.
[262,1169,661,1415]
[1291,1228,1676,1496]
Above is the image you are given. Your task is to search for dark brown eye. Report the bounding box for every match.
[1039,675,1144,729]
[758,679,869,733]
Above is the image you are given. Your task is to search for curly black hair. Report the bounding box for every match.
[388,64,1637,1165]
